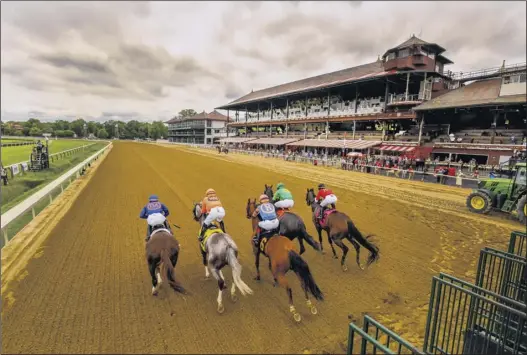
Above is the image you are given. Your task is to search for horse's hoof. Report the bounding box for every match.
[293,313,302,322]
[310,306,318,315]
[321,250,326,255]
[357,263,366,271]
[217,304,225,314]
[254,275,261,281]
[333,255,338,260]
[151,287,158,296]
[231,294,238,303]
[341,265,349,272]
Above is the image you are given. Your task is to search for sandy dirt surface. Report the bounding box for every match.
[1,142,521,354]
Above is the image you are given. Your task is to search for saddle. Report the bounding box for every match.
[316,207,337,228]
[256,229,277,256]
[199,225,223,252]
[276,208,290,219]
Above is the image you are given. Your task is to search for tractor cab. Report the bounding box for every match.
[466,161,526,224]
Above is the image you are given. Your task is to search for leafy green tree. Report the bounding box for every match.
[178,109,198,118]
[97,128,109,139]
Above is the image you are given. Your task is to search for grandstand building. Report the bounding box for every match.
[216,35,526,164]
[166,110,232,144]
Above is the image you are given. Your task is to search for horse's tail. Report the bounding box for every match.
[160,248,185,293]
[299,227,321,251]
[346,221,380,266]
[288,250,324,301]
[225,237,253,296]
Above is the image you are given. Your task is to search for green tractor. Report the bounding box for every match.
[466,161,526,224]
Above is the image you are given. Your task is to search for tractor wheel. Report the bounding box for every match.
[517,195,527,224]
[466,191,492,214]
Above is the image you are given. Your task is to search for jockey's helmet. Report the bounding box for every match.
[259,194,270,203]
[277,182,285,189]
[149,194,159,201]
[206,188,216,196]
[318,184,326,190]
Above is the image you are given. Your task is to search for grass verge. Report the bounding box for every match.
[1,142,107,214]
[1,139,91,166]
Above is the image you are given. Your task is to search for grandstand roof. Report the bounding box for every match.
[414,78,526,111]
[245,138,300,145]
[219,137,257,143]
[216,61,390,109]
[166,110,229,124]
[383,35,447,57]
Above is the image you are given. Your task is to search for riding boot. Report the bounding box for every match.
[220,221,226,233]
[145,225,152,242]
[253,229,260,248]
[318,206,325,220]
[198,224,207,242]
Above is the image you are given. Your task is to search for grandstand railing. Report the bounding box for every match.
[347,315,424,355]
[508,231,527,258]
[446,62,527,82]
[475,248,526,304]
[423,273,526,355]
[0,142,112,248]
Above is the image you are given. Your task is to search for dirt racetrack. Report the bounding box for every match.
[2,142,521,354]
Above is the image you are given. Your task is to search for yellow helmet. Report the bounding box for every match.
[206,188,216,196]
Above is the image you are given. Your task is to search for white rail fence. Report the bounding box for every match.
[0,142,112,248]
[4,143,97,179]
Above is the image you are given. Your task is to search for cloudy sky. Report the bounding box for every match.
[1,1,525,122]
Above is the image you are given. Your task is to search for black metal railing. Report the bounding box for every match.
[423,273,526,355]
[347,315,424,355]
[475,248,526,304]
[508,231,527,259]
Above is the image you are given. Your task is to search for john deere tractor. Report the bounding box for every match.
[466,161,526,224]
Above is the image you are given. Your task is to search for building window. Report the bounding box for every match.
[207,129,211,135]
[214,129,220,134]
[398,49,410,58]
[207,120,211,127]
[386,52,396,61]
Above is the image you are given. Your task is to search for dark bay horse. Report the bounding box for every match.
[145,228,186,296]
[192,203,253,313]
[263,184,320,255]
[305,188,380,271]
[216,146,229,154]
[247,201,323,322]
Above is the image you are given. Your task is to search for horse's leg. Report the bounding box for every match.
[201,249,210,279]
[148,258,160,296]
[302,279,318,315]
[326,229,338,259]
[297,236,306,255]
[332,236,349,272]
[349,239,363,270]
[253,246,262,281]
[314,222,324,253]
[268,258,277,286]
[210,267,226,314]
[275,272,301,322]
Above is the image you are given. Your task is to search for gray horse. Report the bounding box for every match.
[192,202,253,313]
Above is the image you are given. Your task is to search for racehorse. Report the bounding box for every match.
[246,200,323,322]
[262,184,320,255]
[305,188,380,271]
[216,146,229,154]
[192,202,253,313]
[145,227,186,296]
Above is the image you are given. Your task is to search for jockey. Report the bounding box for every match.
[198,188,226,242]
[316,184,338,219]
[139,195,170,241]
[272,182,294,210]
[251,194,280,247]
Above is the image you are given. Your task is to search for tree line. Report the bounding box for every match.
[1,118,169,140]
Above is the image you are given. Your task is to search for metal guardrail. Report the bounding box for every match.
[447,62,527,82]
[509,231,527,258]
[423,273,527,355]
[0,142,112,247]
[347,315,424,355]
[475,248,526,304]
[4,143,95,179]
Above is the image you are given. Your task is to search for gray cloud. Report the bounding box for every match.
[1,1,525,122]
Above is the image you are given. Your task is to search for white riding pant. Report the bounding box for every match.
[204,206,226,226]
[147,213,166,226]
[274,199,294,209]
[320,194,337,207]
[258,219,280,231]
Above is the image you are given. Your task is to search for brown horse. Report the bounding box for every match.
[305,188,380,271]
[145,228,186,296]
[247,199,323,322]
